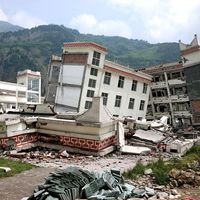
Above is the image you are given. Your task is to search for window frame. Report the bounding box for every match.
[85,101,92,109]
[102,92,108,106]
[87,90,95,97]
[131,80,137,91]
[115,95,122,107]
[90,68,98,76]
[88,79,96,88]
[92,51,101,66]
[103,72,111,85]
[118,76,125,88]
[143,83,148,94]
[128,98,135,109]
[139,100,145,111]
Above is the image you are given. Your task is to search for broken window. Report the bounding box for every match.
[131,80,137,91]
[118,76,125,88]
[90,68,98,76]
[171,71,181,79]
[85,101,92,109]
[128,98,135,109]
[88,79,96,88]
[102,92,108,106]
[92,51,101,66]
[115,95,122,107]
[139,100,145,110]
[28,78,39,91]
[142,83,148,94]
[86,90,95,97]
[104,72,111,85]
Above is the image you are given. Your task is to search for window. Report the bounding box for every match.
[131,80,137,91]
[87,90,94,97]
[118,76,124,88]
[90,68,98,76]
[102,92,108,106]
[92,51,101,66]
[88,79,96,88]
[115,95,122,107]
[128,98,135,109]
[143,83,148,94]
[138,117,142,120]
[28,78,39,91]
[104,72,111,85]
[85,101,92,109]
[139,100,145,110]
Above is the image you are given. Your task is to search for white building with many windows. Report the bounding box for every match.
[45,42,152,119]
[0,69,41,112]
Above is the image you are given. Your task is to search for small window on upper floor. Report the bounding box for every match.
[90,68,98,76]
[131,80,137,91]
[92,51,101,66]
[143,83,148,94]
[118,76,124,88]
[88,79,96,88]
[102,92,108,106]
[139,100,145,111]
[104,72,111,85]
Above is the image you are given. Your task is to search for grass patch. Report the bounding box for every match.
[0,157,35,178]
[123,162,145,179]
[123,145,200,185]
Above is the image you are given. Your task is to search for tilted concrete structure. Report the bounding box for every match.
[45,42,152,120]
[0,97,117,156]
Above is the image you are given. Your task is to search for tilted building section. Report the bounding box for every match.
[142,34,200,129]
[45,42,152,119]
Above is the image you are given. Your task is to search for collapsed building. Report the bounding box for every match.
[45,42,152,120]
[142,34,200,129]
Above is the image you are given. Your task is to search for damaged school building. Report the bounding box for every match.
[0,35,200,155]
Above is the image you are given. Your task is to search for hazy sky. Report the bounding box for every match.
[0,0,200,43]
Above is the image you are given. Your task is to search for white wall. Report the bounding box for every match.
[79,65,150,119]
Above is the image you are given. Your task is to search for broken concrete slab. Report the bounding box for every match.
[120,145,151,155]
[0,167,11,172]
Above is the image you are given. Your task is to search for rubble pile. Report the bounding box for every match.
[169,167,200,187]
[22,167,184,200]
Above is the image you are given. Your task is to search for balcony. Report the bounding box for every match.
[168,79,186,86]
[152,96,170,104]
[170,95,189,102]
[151,81,167,89]
[173,110,191,116]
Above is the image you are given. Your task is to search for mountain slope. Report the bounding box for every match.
[0,21,24,32]
[0,24,180,92]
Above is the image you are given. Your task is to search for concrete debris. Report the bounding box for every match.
[22,167,182,200]
[120,145,151,155]
[0,166,11,172]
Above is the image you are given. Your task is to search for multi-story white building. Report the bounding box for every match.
[0,69,41,112]
[45,42,152,119]
[17,69,41,104]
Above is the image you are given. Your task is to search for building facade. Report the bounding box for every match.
[180,34,200,127]
[45,42,152,119]
[0,69,41,112]
[143,61,192,127]
[143,34,200,128]
[17,69,41,104]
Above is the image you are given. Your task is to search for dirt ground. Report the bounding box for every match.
[0,167,55,200]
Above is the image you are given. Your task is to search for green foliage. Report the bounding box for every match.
[123,162,145,179]
[0,157,34,178]
[0,24,180,92]
[148,158,171,185]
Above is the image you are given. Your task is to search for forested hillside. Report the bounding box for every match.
[0,23,180,91]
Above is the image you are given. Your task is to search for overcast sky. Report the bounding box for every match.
[0,0,199,43]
